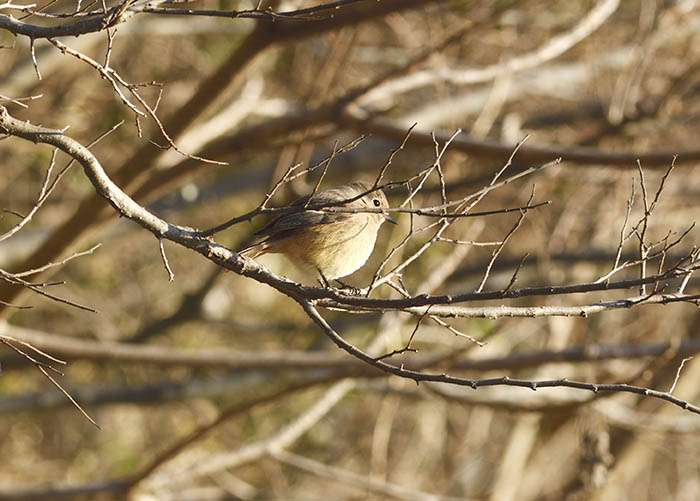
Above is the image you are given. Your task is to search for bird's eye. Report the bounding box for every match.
[373,198,381,207]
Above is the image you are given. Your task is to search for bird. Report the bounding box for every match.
[239,181,397,285]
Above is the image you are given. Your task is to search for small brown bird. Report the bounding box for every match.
[239,181,396,283]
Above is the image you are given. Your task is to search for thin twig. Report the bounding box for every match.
[37,365,101,428]
[475,185,535,292]
[373,123,416,188]
[159,238,175,281]
[374,307,429,361]
[669,357,693,394]
[503,252,529,294]
[29,37,41,79]
[13,244,101,277]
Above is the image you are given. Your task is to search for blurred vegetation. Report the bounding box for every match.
[1,0,699,499]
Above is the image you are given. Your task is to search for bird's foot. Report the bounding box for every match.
[334,279,362,296]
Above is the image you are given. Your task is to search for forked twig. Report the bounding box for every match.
[0,334,100,428]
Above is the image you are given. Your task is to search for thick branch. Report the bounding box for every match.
[338,112,700,168]
[6,321,700,373]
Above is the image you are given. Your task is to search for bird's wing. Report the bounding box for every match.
[253,191,358,237]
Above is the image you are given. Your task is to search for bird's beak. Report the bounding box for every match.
[384,213,398,225]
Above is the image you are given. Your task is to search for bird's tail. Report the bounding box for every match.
[238,241,269,259]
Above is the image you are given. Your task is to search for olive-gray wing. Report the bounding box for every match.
[254,188,359,237]
[253,208,352,237]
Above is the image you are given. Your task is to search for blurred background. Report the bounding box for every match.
[1,0,699,499]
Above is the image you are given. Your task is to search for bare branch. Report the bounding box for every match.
[0,333,99,428]
[12,244,102,278]
[158,238,175,282]
[358,0,621,106]
[669,356,693,395]
[298,299,700,415]
[475,185,535,292]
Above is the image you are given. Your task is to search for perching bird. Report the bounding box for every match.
[239,181,396,283]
